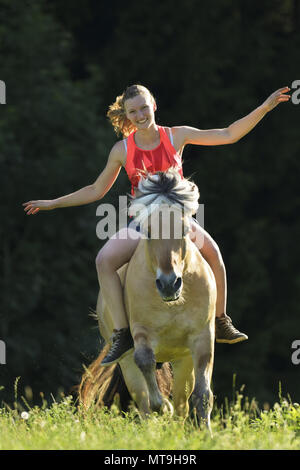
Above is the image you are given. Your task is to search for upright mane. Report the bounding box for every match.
[128,167,200,230]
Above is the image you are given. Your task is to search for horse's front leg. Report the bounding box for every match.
[172,355,195,420]
[132,326,163,413]
[189,325,215,434]
[118,354,152,417]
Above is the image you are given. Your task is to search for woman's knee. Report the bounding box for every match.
[201,237,224,268]
[190,223,223,265]
[95,244,122,273]
[95,229,141,274]
[95,248,111,274]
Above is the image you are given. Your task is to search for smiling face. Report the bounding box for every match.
[124,93,157,130]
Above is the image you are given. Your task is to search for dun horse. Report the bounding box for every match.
[79,168,217,430]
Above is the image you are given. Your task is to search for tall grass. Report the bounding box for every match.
[0,379,299,450]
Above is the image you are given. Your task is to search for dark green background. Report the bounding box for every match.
[1,0,299,406]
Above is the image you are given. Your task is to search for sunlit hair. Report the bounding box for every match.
[107,84,156,138]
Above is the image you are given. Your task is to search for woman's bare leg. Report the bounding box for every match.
[96,228,142,364]
[189,220,248,343]
[189,220,226,318]
[96,228,141,328]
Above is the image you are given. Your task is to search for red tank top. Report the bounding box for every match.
[124,125,183,195]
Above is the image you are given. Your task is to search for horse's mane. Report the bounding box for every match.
[128,167,199,228]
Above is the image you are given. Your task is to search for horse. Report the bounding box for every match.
[79,168,217,431]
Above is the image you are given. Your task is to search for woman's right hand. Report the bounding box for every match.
[22,200,56,215]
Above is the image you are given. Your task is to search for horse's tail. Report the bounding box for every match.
[78,345,130,410]
[78,345,173,411]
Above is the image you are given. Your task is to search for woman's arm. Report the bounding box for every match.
[178,86,291,146]
[23,142,124,215]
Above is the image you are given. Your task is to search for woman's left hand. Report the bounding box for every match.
[263,87,291,111]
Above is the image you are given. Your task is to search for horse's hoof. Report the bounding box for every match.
[161,398,174,416]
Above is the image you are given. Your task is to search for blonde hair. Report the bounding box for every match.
[107,84,156,138]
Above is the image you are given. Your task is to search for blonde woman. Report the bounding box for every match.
[23,84,291,365]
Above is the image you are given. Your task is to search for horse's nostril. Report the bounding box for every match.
[174,277,182,291]
[156,275,182,295]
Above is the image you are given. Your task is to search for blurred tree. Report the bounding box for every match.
[0,0,129,404]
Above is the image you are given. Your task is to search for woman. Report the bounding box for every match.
[23,84,291,366]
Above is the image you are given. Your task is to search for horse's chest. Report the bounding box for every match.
[143,306,200,343]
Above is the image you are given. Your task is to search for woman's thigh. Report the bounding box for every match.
[189,219,221,262]
[96,228,142,272]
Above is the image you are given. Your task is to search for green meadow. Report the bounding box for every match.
[0,381,299,450]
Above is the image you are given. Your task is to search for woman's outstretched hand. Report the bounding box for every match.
[22,200,56,215]
[263,86,291,111]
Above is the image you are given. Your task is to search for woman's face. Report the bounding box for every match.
[124,93,156,130]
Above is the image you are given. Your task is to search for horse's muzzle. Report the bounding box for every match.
[156,272,182,301]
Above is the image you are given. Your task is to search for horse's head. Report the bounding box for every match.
[145,207,189,302]
[128,168,200,302]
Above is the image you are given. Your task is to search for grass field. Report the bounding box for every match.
[0,381,299,450]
